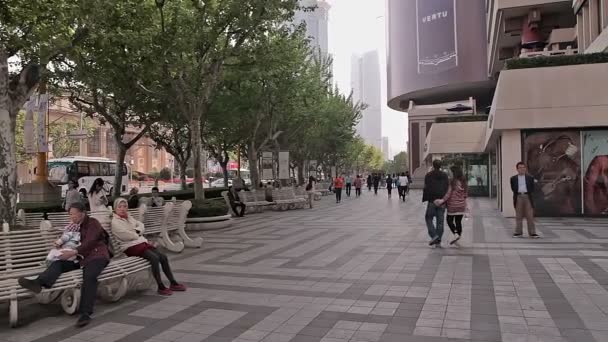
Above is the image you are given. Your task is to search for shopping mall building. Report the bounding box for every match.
[387,0,608,217]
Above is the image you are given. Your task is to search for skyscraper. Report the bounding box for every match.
[351,50,382,150]
[381,136,390,161]
[293,0,330,56]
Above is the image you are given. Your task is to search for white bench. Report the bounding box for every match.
[238,191,276,213]
[0,211,151,328]
[166,200,203,249]
[272,189,307,210]
[315,182,332,196]
[16,210,46,228]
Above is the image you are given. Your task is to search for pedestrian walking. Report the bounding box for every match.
[354,175,362,197]
[510,162,539,238]
[422,160,449,247]
[398,172,409,201]
[345,175,353,197]
[435,166,468,245]
[334,174,344,203]
[88,178,109,212]
[367,174,372,191]
[373,173,380,195]
[306,176,316,209]
[386,174,393,198]
[64,180,82,211]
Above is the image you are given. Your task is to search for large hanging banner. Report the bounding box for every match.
[24,96,37,154]
[262,152,274,180]
[522,130,581,216]
[278,151,290,179]
[582,130,608,215]
[37,94,49,153]
[416,0,458,74]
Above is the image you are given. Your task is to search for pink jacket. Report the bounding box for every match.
[442,181,468,214]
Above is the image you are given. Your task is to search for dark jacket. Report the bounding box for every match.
[422,169,449,202]
[510,174,535,208]
[76,216,111,266]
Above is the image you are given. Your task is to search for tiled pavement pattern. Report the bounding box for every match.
[2,190,608,342]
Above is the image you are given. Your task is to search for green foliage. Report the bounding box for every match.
[52,0,163,198]
[504,53,608,70]
[435,115,488,123]
[159,167,171,181]
[152,0,300,199]
[187,198,229,218]
[383,151,408,175]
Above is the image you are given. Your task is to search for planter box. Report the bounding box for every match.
[186,215,232,231]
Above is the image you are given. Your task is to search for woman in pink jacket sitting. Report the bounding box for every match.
[111,198,186,295]
[435,166,468,245]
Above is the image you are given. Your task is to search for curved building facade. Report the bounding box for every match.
[387,0,493,110]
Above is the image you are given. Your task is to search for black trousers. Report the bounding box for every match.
[355,188,361,197]
[38,258,108,316]
[335,188,342,202]
[231,202,246,217]
[367,184,372,191]
[373,185,378,195]
[387,187,392,196]
[446,215,464,235]
[345,183,352,196]
[141,249,177,289]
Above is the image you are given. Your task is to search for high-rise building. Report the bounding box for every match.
[293,0,330,56]
[351,50,382,149]
[381,137,390,160]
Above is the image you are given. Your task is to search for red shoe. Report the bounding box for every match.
[157,288,173,296]
[170,284,187,292]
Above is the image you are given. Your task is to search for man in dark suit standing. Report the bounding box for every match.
[510,162,539,238]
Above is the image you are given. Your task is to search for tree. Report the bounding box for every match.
[154,0,299,199]
[392,151,408,173]
[0,0,86,225]
[55,0,161,197]
[148,120,191,190]
[159,167,171,181]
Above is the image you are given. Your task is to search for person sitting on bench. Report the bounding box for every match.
[227,186,246,217]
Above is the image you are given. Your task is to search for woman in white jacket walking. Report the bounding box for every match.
[111,198,186,296]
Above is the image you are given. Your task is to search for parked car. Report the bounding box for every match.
[210,178,232,188]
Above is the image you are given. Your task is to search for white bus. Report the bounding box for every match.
[48,156,129,197]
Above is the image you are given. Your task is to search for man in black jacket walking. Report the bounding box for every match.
[510,162,539,238]
[422,160,449,247]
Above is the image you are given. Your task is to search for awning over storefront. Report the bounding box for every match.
[484,62,608,150]
[423,121,487,160]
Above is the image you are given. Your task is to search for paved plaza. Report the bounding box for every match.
[2,190,608,342]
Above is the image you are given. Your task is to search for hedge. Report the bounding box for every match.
[504,52,608,70]
[435,115,488,123]
[187,198,229,218]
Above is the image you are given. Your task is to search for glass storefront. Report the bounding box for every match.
[522,129,608,216]
[436,153,490,197]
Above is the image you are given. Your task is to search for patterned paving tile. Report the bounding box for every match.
[1,190,608,342]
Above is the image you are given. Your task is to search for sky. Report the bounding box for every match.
[326,0,408,157]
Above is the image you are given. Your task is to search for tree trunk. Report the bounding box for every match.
[0,50,19,226]
[190,116,205,200]
[297,158,305,185]
[248,143,259,188]
[220,158,229,188]
[178,160,188,190]
[113,144,127,198]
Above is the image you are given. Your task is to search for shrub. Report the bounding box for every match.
[187,198,229,218]
[159,167,172,180]
[504,53,608,70]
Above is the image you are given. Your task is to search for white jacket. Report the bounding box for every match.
[111,214,148,251]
